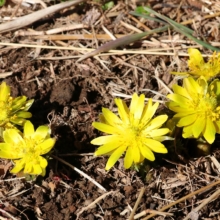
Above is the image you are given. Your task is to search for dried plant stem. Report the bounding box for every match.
[51,155,106,192]
[0,42,215,58]
[0,0,85,33]
[0,177,25,182]
[142,179,220,220]
[0,208,18,220]
[210,156,220,173]
[134,209,173,219]
[128,187,145,220]
[76,191,118,219]
[183,188,220,220]
[58,153,94,157]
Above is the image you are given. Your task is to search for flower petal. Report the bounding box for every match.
[10,158,25,174]
[91,135,121,145]
[10,118,26,126]
[140,99,159,127]
[173,110,197,118]
[23,160,33,174]
[92,122,121,134]
[24,121,35,138]
[182,125,193,138]
[188,48,204,70]
[203,118,216,144]
[30,164,42,175]
[124,146,133,169]
[172,84,191,99]
[3,129,24,145]
[184,77,203,95]
[94,141,122,155]
[214,120,220,133]
[146,128,170,137]
[105,146,126,170]
[11,96,27,111]
[129,93,139,115]
[134,94,145,119]
[115,98,129,123]
[197,77,208,93]
[34,125,50,141]
[139,145,155,161]
[167,94,190,107]
[192,117,205,138]
[0,82,10,102]
[154,136,174,142]
[37,138,55,155]
[144,115,168,131]
[0,143,22,159]
[102,108,122,128]
[143,138,167,153]
[209,79,220,97]
[177,114,197,127]
[23,99,34,111]
[39,156,48,168]
[15,111,32,118]
[133,145,140,163]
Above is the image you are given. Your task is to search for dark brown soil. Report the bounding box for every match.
[1,0,220,219]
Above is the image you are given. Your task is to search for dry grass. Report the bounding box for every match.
[1,0,220,219]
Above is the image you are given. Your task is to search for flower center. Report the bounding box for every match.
[192,93,220,121]
[124,125,142,147]
[190,53,220,78]
[17,138,39,161]
[25,138,37,152]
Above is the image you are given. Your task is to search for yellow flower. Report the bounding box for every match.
[91,93,170,170]
[0,121,56,176]
[172,48,220,80]
[167,77,220,144]
[0,82,34,129]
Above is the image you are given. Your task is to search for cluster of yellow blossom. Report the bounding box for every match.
[91,49,220,170]
[0,82,55,176]
[1,48,220,174]
[167,49,220,144]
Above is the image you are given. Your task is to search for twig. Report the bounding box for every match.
[34,33,125,40]
[0,42,215,58]
[128,187,145,220]
[210,156,220,173]
[10,0,23,21]
[15,24,87,36]
[8,188,32,198]
[183,188,220,220]
[153,75,173,94]
[0,177,25,182]
[0,0,85,33]
[134,209,173,219]
[76,191,118,219]
[0,42,190,55]
[142,179,220,219]
[111,92,165,104]
[0,208,18,220]
[58,153,94,157]
[51,154,106,192]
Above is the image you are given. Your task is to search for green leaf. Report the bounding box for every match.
[77,26,168,62]
[102,1,114,10]
[0,0,5,6]
[138,7,220,52]
[134,6,150,15]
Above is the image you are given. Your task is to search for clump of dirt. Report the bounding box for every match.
[0,0,220,219]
